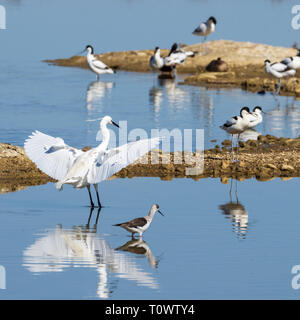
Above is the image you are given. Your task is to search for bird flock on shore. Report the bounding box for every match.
[23,15,298,237]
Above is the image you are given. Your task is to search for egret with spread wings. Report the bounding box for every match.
[24,116,161,208]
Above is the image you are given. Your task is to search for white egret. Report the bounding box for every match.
[24,116,161,208]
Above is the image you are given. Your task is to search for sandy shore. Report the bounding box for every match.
[45,40,300,97]
[1,135,300,193]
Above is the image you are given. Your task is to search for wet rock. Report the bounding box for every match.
[265,163,277,170]
[280,164,294,171]
[222,139,232,146]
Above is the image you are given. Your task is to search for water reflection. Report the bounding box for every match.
[23,208,159,298]
[239,128,262,142]
[149,79,190,121]
[264,100,300,138]
[116,238,159,269]
[86,81,114,115]
[219,179,249,240]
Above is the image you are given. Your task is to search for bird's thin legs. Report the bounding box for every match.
[236,134,240,162]
[87,185,95,208]
[95,207,101,225]
[275,79,282,95]
[201,36,208,55]
[86,206,102,230]
[87,206,94,225]
[93,184,102,208]
[231,135,234,162]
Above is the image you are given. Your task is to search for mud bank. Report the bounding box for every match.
[1,135,300,192]
[45,40,300,97]
[0,143,55,193]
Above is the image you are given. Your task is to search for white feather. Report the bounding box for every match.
[24,131,83,181]
[88,137,160,184]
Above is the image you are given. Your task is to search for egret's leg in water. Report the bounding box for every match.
[87,185,95,207]
[94,184,102,208]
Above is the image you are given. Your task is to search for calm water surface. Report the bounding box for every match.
[1,0,300,299]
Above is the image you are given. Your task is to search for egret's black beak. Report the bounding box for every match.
[112,121,120,128]
[158,210,164,216]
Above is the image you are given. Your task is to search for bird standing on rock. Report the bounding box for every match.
[220,107,251,162]
[192,16,217,54]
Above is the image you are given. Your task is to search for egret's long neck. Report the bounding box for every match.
[98,123,110,150]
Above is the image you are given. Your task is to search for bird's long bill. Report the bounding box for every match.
[158,210,164,216]
[75,49,86,56]
[112,121,120,128]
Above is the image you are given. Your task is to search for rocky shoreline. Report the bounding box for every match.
[45,40,300,97]
[1,134,300,193]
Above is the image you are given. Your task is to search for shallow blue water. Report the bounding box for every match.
[1,0,300,300]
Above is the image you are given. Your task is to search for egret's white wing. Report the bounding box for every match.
[24,130,83,180]
[88,137,160,184]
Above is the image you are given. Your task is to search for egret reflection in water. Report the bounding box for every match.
[219,179,249,240]
[22,208,159,298]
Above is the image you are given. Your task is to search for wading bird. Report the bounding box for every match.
[149,43,178,73]
[192,16,217,54]
[220,107,251,161]
[246,106,263,128]
[83,45,115,79]
[24,116,160,208]
[280,48,300,71]
[164,43,196,67]
[113,204,164,237]
[264,59,296,95]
